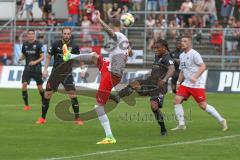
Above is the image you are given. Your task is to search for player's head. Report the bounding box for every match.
[181,35,192,52]
[175,38,182,51]
[109,19,121,31]
[27,29,35,42]
[62,27,72,43]
[152,38,170,57]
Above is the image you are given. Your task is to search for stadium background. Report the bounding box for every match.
[0,1,240,160]
[0,0,239,92]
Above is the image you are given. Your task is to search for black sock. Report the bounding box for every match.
[39,90,45,102]
[118,85,134,98]
[41,97,50,119]
[71,97,80,119]
[22,91,29,106]
[153,109,166,131]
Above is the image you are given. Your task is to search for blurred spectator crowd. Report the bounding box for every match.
[3,0,240,65]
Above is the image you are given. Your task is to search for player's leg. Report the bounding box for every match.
[22,82,30,110]
[96,67,120,144]
[67,89,84,125]
[36,77,56,124]
[198,101,227,131]
[34,72,45,102]
[62,74,83,125]
[95,104,116,144]
[150,94,167,136]
[37,85,44,102]
[63,49,99,65]
[120,81,141,97]
[171,85,190,130]
[36,89,52,124]
[42,90,52,118]
[109,80,140,106]
[21,71,30,110]
[192,89,228,131]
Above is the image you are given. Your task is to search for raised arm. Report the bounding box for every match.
[95,10,117,40]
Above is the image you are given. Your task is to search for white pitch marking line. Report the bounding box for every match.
[43,134,240,160]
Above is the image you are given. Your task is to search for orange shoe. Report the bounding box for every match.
[36,117,46,124]
[23,106,31,110]
[74,118,84,125]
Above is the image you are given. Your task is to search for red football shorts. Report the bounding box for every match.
[96,55,121,105]
[176,85,206,103]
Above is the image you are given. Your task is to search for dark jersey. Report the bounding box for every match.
[151,53,174,81]
[170,49,181,71]
[22,41,43,72]
[49,40,80,69]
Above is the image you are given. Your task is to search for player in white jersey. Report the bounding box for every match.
[63,10,132,144]
[171,36,228,131]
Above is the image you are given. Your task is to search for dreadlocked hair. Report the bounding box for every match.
[154,38,170,52]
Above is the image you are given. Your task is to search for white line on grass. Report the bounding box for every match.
[43,134,240,160]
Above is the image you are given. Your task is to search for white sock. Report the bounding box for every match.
[205,104,224,122]
[95,105,113,137]
[70,53,93,62]
[174,104,185,126]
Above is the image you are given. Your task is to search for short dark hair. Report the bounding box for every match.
[109,19,121,28]
[153,38,170,52]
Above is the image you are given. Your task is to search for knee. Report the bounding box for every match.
[37,85,43,91]
[94,104,106,116]
[130,81,140,90]
[174,97,182,105]
[198,102,207,110]
[68,91,76,99]
[45,91,52,99]
[22,83,28,90]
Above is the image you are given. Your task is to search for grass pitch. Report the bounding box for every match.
[0,88,239,160]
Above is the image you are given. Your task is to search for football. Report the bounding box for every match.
[120,13,135,27]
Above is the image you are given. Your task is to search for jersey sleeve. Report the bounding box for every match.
[193,51,204,65]
[115,32,127,43]
[164,55,175,66]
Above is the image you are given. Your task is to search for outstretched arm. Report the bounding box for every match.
[95,10,117,40]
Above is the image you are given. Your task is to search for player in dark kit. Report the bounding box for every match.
[170,40,182,93]
[36,27,83,125]
[112,39,175,136]
[18,30,44,110]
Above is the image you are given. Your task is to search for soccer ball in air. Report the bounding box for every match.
[120,13,135,27]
